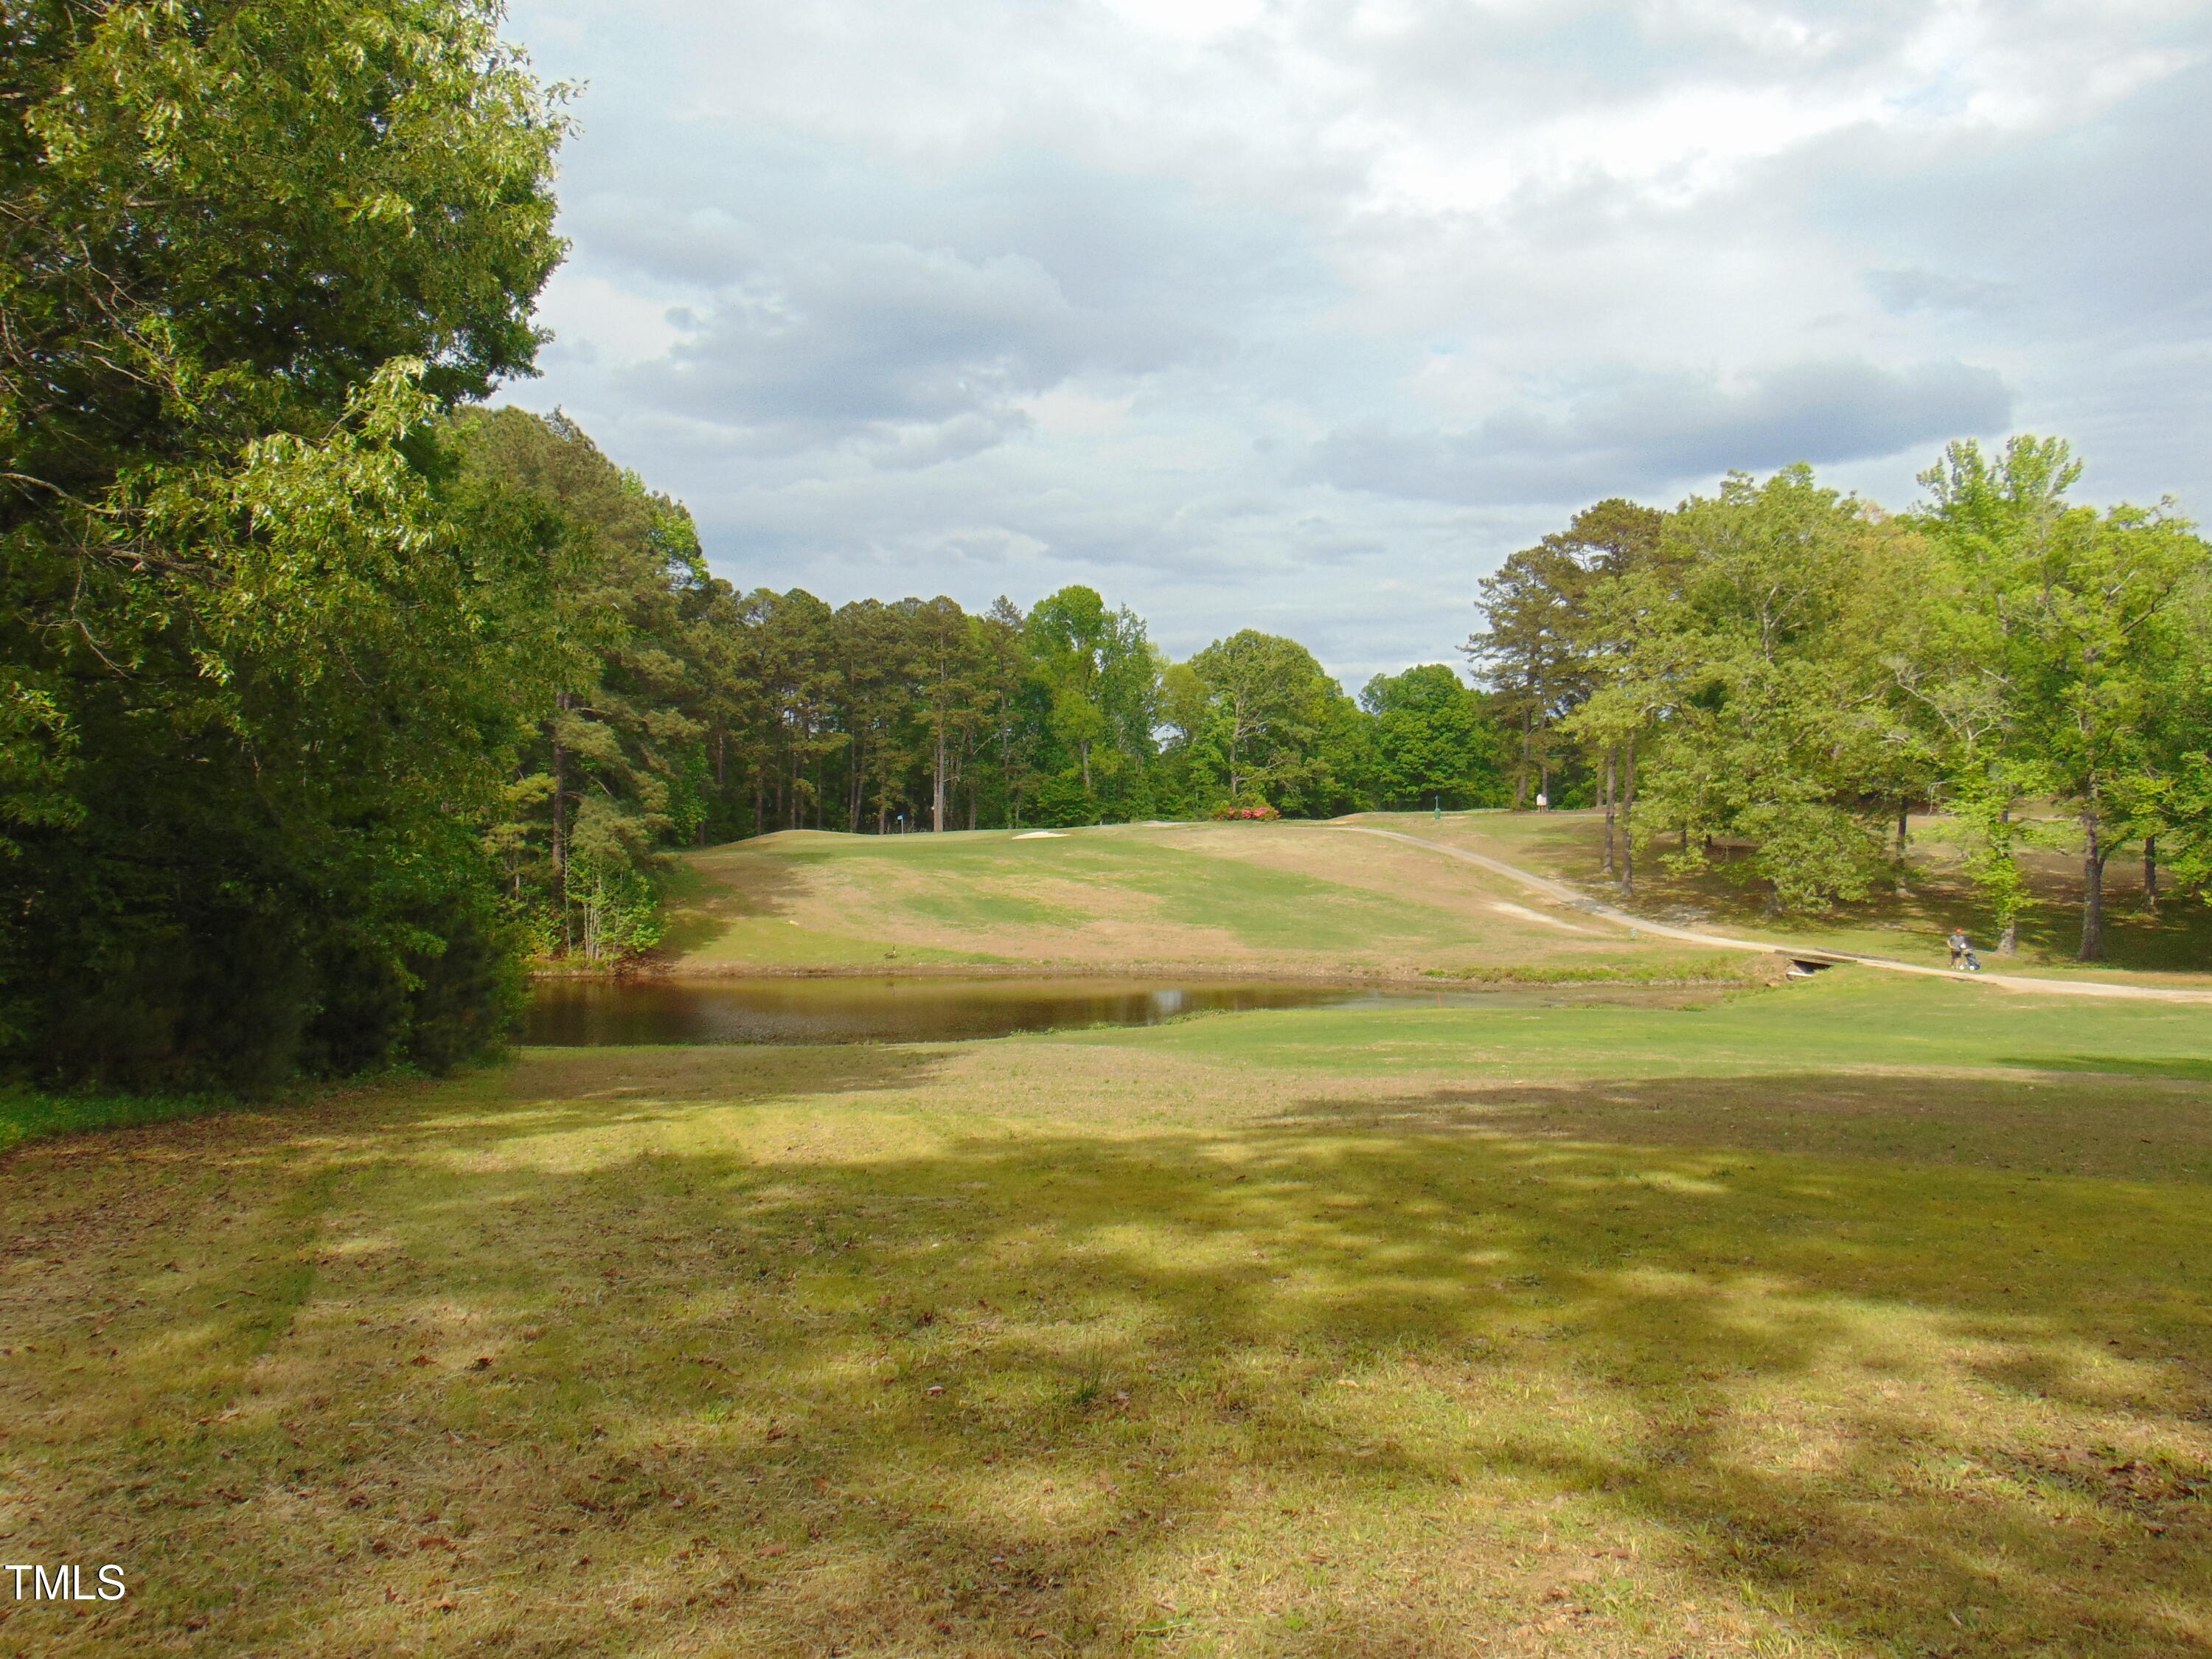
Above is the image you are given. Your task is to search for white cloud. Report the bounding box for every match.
[499,0,2212,686]
[534,273,689,367]
[1099,0,1266,44]
[1016,386,1137,437]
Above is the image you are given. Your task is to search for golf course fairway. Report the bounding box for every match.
[651,818,1698,981]
[5,958,2211,1657]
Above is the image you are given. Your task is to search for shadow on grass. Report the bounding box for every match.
[650,843,815,959]
[1282,1070,2212,1185]
[1999,1055,2212,1082]
[6,1061,2211,1657]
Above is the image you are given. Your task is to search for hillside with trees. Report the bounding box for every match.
[1469,453,2212,961]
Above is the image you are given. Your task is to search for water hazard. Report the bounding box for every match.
[523,975,1696,1046]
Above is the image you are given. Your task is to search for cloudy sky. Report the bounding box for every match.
[496,0,2212,688]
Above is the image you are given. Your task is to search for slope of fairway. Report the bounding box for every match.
[7,972,2211,1658]
[658,820,1703,978]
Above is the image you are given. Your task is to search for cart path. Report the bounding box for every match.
[1309,822,2212,1005]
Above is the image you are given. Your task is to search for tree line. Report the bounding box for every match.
[1469,449,2212,960]
[459,406,1509,965]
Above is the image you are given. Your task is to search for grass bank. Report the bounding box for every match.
[5,972,2210,1656]
[653,821,1683,980]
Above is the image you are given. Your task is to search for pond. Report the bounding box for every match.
[522,975,1701,1046]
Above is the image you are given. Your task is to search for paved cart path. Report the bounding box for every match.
[1307,822,2212,1005]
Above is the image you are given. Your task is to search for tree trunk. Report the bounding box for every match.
[549,696,571,955]
[2078,808,2107,961]
[1601,748,1617,877]
[1618,740,1636,897]
[1537,762,1551,809]
[933,725,947,832]
[2144,835,2160,913]
[512,765,527,898]
[1894,798,1910,896]
[1997,919,2018,955]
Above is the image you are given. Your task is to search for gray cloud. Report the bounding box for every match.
[625,239,1189,435]
[1864,270,2017,316]
[1307,360,2012,506]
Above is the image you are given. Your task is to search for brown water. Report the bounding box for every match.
[522,975,1693,1046]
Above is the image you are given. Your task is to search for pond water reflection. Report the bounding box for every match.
[523,975,1694,1046]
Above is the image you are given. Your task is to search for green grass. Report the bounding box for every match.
[0,1085,244,1157]
[1422,953,1770,985]
[1091,967,2212,1082]
[658,823,1678,977]
[7,973,2212,1656]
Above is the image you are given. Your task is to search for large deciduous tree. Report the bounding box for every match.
[1360,664,1504,810]
[0,0,567,1085]
[1913,437,2211,959]
[1573,467,1934,913]
[1026,586,1160,825]
[1174,630,1357,815]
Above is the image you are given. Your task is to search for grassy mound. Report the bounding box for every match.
[656,821,1672,978]
[8,973,2212,1655]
